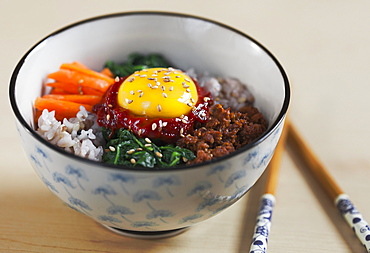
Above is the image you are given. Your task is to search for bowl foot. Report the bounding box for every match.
[101,224,189,239]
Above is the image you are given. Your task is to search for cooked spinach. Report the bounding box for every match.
[105,53,171,77]
[102,128,195,168]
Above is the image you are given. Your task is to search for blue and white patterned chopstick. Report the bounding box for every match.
[336,194,370,252]
[249,124,288,253]
[249,194,275,253]
[288,122,370,252]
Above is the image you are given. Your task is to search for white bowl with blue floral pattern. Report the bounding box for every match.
[9,12,290,237]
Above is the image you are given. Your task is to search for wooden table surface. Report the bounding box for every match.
[1,1,370,252]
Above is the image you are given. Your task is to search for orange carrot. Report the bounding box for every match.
[35,97,93,121]
[101,67,114,78]
[42,94,102,105]
[60,62,115,84]
[45,82,104,96]
[48,69,112,93]
[50,87,72,95]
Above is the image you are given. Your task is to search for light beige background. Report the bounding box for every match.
[1,1,370,252]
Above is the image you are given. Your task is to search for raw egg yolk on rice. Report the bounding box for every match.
[117,68,198,118]
[94,67,212,143]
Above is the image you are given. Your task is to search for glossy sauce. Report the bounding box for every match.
[94,77,213,143]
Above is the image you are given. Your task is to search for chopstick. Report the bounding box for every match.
[287,122,370,252]
[249,122,288,253]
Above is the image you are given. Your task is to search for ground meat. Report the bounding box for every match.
[176,103,267,165]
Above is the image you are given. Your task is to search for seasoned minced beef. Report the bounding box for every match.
[176,103,267,165]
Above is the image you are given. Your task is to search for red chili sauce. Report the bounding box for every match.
[93,77,213,143]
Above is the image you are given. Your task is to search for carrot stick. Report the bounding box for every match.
[100,67,114,78]
[50,87,72,95]
[42,94,102,105]
[35,97,93,121]
[63,61,89,70]
[60,62,115,84]
[45,82,104,96]
[47,69,112,93]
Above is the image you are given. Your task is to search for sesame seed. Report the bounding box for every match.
[126,99,133,104]
[162,93,168,98]
[138,129,142,135]
[145,138,152,143]
[147,77,156,80]
[144,143,152,147]
[108,104,113,108]
[185,78,191,82]
[109,146,116,152]
[130,158,136,164]
[163,76,170,79]
[130,90,135,95]
[106,114,110,120]
[115,77,120,82]
[163,122,168,127]
[159,120,163,127]
[180,128,184,134]
[147,83,153,88]
[180,114,184,119]
[175,75,180,78]
[128,77,135,82]
[186,88,191,93]
[187,102,192,107]
[152,85,158,89]
[182,119,188,124]
[204,97,210,102]
[169,86,174,91]
[157,104,162,112]
[139,93,143,98]
[183,157,188,162]
[190,98,195,103]
[163,79,170,82]
[156,81,161,86]
[140,74,147,78]
[127,149,135,154]
[152,123,157,131]
[155,152,163,158]
[182,82,190,88]
[78,79,84,84]
[136,148,143,151]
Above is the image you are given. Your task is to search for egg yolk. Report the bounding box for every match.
[117,68,198,118]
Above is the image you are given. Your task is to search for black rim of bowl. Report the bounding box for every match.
[9,11,290,172]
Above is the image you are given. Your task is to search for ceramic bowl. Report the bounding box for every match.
[9,12,290,238]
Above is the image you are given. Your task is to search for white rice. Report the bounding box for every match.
[36,106,104,161]
[186,68,254,111]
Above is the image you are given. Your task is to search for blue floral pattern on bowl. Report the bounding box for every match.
[19,119,284,232]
